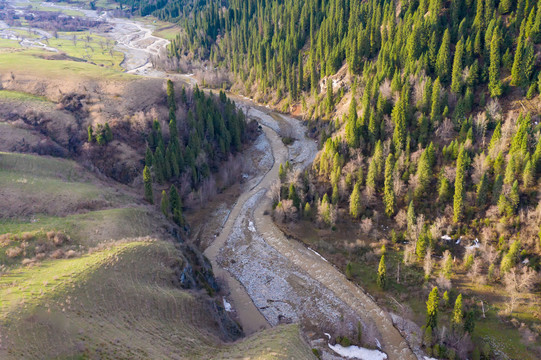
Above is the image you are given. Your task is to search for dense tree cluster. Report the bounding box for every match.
[87,122,113,146]
[142,80,247,222]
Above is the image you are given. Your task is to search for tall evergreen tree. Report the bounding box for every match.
[451,38,465,93]
[488,28,503,97]
[384,153,396,217]
[377,254,386,289]
[426,286,440,329]
[453,147,469,223]
[436,29,451,83]
[451,294,464,331]
[143,165,153,204]
[349,183,362,219]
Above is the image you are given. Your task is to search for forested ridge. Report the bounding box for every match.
[118,0,541,358]
[141,81,250,225]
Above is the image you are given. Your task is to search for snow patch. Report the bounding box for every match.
[309,247,328,262]
[466,239,480,250]
[223,297,232,312]
[248,221,256,233]
[324,332,331,340]
[328,343,387,360]
[441,235,452,241]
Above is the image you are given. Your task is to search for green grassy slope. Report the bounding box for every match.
[0,152,314,359]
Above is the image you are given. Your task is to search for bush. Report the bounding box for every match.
[336,336,351,346]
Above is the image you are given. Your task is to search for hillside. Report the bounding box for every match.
[0,3,315,357]
[0,152,314,359]
[118,0,541,358]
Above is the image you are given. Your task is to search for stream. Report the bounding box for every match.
[1,1,418,359]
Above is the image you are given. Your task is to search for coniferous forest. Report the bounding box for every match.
[117,0,541,358]
[142,81,249,225]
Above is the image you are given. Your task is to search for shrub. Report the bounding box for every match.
[6,247,23,258]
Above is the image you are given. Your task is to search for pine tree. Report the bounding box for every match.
[505,154,516,185]
[143,165,153,204]
[453,147,468,223]
[169,185,182,226]
[426,286,440,329]
[377,254,386,289]
[160,190,168,216]
[492,174,504,205]
[298,53,304,93]
[167,80,176,111]
[443,290,450,308]
[438,172,451,203]
[523,159,534,187]
[349,183,362,219]
[489,122,502,152]
[436,29,451,83]
[511,23,526,86]
[104,123,113,143]
[509,180,520,213]
[488,28,503,97]
[145,146,153,167]
[477,172,489,206]
[430,78,442,122]
[499,0,513,14]
[501,240,521,273]
[384,153,396,217]
[416,149,432,198]
[451,38,465,93]
[452,294,464,331]
[279,163,286,182]
[417,232,429,260]
[331,184,339,205]
[87,125,94,143]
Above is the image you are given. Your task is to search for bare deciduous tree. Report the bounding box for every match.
[395,209,407,230]
[471,152,489,184]
[424,248,434,279]
[436,118,455,142]
[503,266,539,314]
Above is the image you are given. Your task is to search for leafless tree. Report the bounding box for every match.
[474,112,488,146]
[424,248,434,279]
[430,217,446,240]
[486,98,502,122]
[395,209,407,230]
[436,118,455,143]
[361,218,373,234]
[379,79,392,99]
[503,266,539,314]
[471,152,489,184]
[403,242,416,266]
[443,165,457,183]
[393,170,406,198]
[436,274,452,290]
[469,258,485,284]
[270,180,281,204]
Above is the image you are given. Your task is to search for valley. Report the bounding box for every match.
[1,0,540,359]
